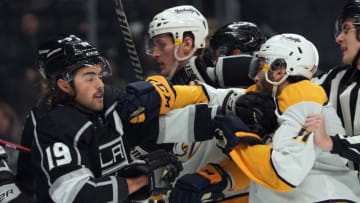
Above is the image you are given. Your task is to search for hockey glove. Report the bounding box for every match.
[220,90,242,116]
[118,149,183,200]
[121,75,176,124]
[211,115,262,154]
[234,91,277,137]
[169,163,229,203]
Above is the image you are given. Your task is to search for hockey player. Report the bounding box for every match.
[206,21,266,88]
[198,33,360,202]
[209,21,265,63]
[146,6,269,202]
[307,0,360,167]
[32,34,184,203]
[147,8,265,87]
[146,5,212,85]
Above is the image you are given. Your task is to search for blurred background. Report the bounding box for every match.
[0,0,346,145]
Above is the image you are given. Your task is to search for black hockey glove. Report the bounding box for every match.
[169,163,229,203]
[117,75,176,124]
[118,149,182,201]
[234,91,277,137]
[221,91,277,138]
[211,115,262,154]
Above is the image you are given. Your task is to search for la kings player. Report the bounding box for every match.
[32,34,183,203]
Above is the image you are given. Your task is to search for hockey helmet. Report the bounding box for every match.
[249,33,318,84]
[147,5,208,54]
[37,34,111,84]
[210,21,265,56]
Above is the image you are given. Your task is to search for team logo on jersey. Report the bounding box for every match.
[99,136,129,176]
[173,142,203,161]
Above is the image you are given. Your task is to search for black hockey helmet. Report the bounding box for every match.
[37,34,111,84]
[335,0,360,41]
[209,21,266,56]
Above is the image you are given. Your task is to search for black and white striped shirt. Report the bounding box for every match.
[313,64,360,165]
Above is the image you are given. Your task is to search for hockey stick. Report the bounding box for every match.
[114,0,144,81]
[0,139,31,152]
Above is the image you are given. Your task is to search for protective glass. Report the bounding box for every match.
[63,56,112,82]
[145,34,175,55]
[334,17,358,38]
[248,56,267,79]
[248,56,286,80]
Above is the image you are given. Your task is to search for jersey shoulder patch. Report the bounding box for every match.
[277,80,327,114]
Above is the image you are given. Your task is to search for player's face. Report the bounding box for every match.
[151,34,177,77]
[73,65,104,112]
[253,58,272,93]
[336,18,360,67]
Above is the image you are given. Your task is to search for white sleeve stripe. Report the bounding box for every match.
[49,167,94,203]
[0,160,11,173]
[211,105,218,118]
[112,111,124,136]
[187,105,196,141]
[110,176,118,202]
[74,121,92,165]
[86,178,115,187]
[32,111,52,187]
[348,147,360,155]
[105,101,118,117]
[92,180,112,187]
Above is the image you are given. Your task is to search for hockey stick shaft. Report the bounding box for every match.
[0,139,31,152]
[114,0,144,81]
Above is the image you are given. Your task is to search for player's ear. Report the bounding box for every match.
[57,79,74,95]
[181,35,194,55]
[272,67,287,82]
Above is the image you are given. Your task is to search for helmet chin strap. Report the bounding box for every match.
[167,60,179,80]
[264,70,289,97]
[167,45,197,80]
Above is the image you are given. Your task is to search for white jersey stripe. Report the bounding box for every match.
[32,110,52,186]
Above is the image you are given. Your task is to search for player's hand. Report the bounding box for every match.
[211,115,262,154]
[169,163,228,203]
[305,114,333,150]
[119,75,176,123]
[119,149,183,201]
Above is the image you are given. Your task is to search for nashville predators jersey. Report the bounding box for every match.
[229,80,360,202]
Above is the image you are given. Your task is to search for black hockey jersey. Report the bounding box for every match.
[32,88,147,203]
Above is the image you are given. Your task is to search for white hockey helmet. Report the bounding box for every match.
[256,33,318,80]
[148,5,208,51]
